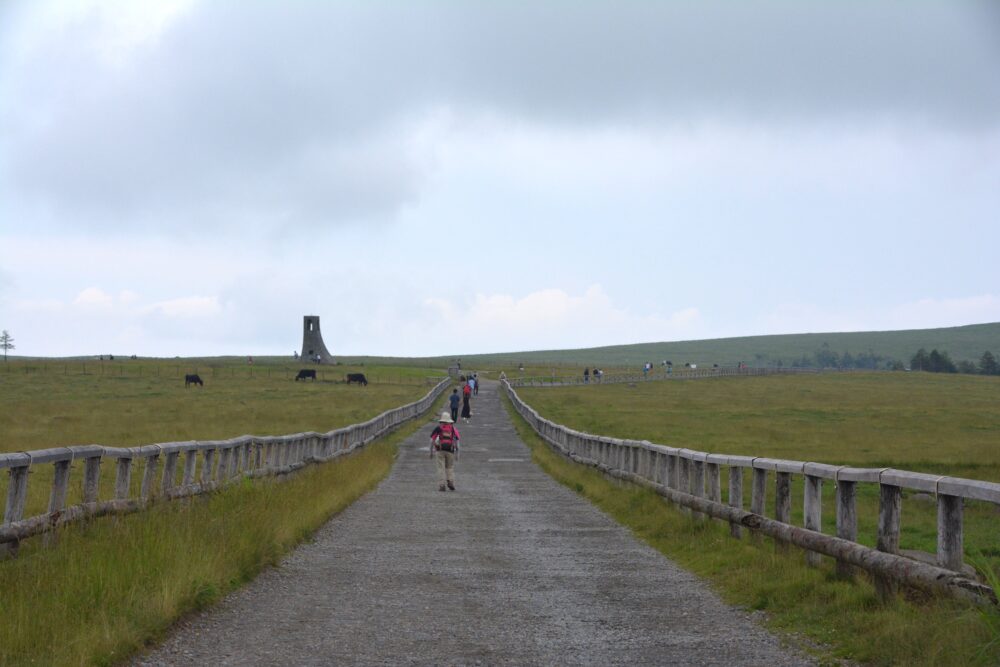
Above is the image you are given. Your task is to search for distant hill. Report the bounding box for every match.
[347,322,1000,369]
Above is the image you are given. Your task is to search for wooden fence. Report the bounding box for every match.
[502,380,998,606]
[0,378,452,557]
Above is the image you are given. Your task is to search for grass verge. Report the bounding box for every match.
[0,406,439,667]
[502,393,1000,666]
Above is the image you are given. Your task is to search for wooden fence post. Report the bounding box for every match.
[803,474,823,566]
[49,460,72,514]
[115,457,134,500]
[875,483,902,601]
[836,480,857,577]
[140,453,160,500]
[937,494,964,572]
[82,456,101,504]
[775,472,792,553]
[728,467,744,538]
[3,464,29,558]
[690,458,705,520]
[677,457,690,515]
[201,449,215,484]
[161,451,179,495]
[751,467,767,540]
[182,450,197,487]
[707,463,722,504]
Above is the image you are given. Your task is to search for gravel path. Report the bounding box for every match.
[134,380,812,666]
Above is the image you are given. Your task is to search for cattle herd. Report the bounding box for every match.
[186,370,368,386]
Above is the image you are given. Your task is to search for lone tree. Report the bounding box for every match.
[0,330,13,362]
[981,350,999,376]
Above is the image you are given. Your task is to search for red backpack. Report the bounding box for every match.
[437,424,457,451]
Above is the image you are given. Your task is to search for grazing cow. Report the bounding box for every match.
[345,373,368,386]
[295,369,317,381]
[185,374,203,387]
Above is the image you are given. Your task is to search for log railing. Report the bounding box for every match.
[502,380,998,606]
[0,378,451,557]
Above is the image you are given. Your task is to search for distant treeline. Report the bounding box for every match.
[909,348,999,376]
[782,343,999,376]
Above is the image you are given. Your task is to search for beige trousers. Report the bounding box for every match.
[435,450,455,484]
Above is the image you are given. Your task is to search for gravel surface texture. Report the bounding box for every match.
[134,381,813,666]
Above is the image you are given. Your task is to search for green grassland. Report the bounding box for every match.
[510,372,1000,664]
[504,393,1000,665]
[0,358,441,452]
[0,359,444,520]
[516,373,1000,565]
[0,359,450,666]
[518,372,1000,475]
[352,321,1000,369]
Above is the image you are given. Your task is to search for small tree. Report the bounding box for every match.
[0,330,13,362]
[911,348,929,371]
[981,350,999,376]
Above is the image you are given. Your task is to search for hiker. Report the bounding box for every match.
[449,388,461,422]
[584,367,590,383]
[472,373,479,396]
[430,411,460,491]
[461,383,472,421]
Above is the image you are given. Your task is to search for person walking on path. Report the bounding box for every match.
[429,411,460,491]
[461,383,472,421]
[472,373,479,396]
[448,388,461,422]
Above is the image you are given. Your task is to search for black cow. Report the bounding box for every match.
[295,369,317,381]
[345,373,368,386]
[185,374,203,387]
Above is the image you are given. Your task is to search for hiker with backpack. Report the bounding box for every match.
[461,382,472,421]
[430,411,461,491]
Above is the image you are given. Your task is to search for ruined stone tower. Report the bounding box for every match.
[301,315,334,363]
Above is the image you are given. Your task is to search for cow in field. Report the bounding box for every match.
[185,374,203,387]
[295,369,317,381]
[345,373,368,386]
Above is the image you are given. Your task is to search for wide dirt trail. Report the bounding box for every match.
[136,381,811,666]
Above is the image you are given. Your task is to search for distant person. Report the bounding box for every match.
[584,368,590,383]
[498,370,507,381]
[461,383,472,421]
[472,373,479,396]
[430,411,460,492]
[449,388,461,422]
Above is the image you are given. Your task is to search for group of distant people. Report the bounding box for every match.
[448,373,478,423]
[583,367,603,383]
[432,373,481,493]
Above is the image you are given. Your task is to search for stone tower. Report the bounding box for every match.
[301,315,334,363]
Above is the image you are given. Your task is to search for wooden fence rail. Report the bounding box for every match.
[0,378,452,557]
[501,380,998,606]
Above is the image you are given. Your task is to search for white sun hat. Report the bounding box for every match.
[438,411,454,423]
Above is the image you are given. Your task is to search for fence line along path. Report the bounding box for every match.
[135,380,811,666]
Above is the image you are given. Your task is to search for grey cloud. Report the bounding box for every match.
[2,1,998,232]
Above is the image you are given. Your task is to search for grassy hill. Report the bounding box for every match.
[345,322,1000,369]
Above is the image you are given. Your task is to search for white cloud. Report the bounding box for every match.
[424,285,703,352]
[143,296,220,318]
[73,286,114,309]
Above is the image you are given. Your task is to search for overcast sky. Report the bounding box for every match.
[1,1,998,358]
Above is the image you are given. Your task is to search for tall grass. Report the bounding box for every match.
[502,394,1000,666]
[0,391,445,666]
